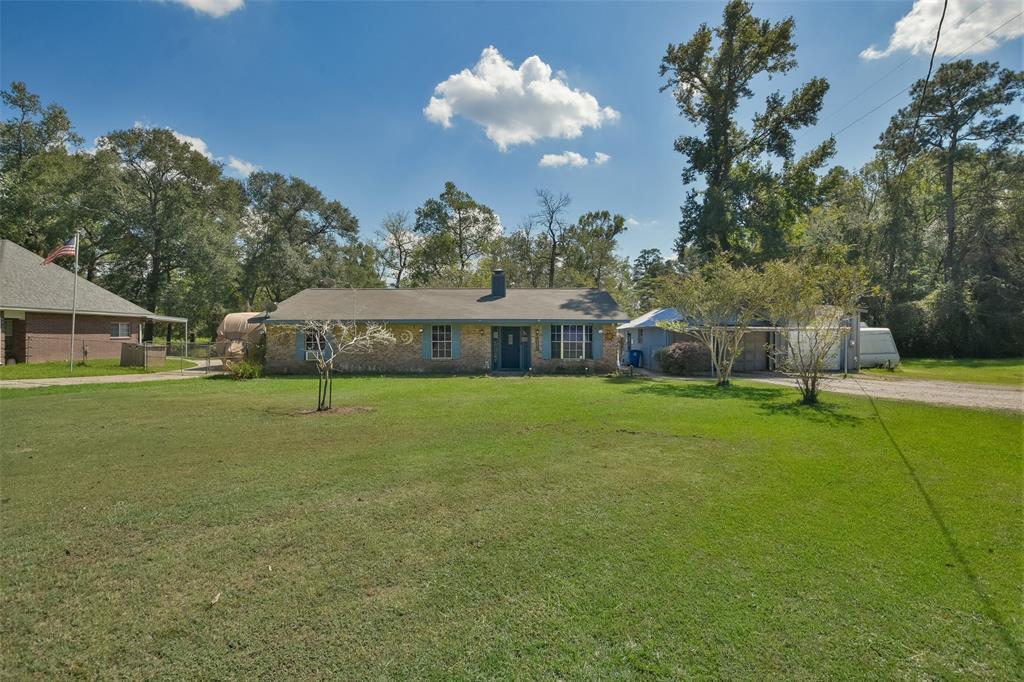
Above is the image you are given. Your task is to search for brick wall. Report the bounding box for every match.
[266,323,619,375]
[530,324,619,374]
[10,319,27,363]
[24,312,142,363]
[267,324,493,374]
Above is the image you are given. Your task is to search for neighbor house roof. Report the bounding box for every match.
[617,307,682,330]
[619,307,783,331]
[262,287,629,324]
[0,239,184,321]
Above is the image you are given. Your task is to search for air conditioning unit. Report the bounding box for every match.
[304,350,319,361]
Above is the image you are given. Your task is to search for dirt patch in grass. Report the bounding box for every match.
[295,406,375,416]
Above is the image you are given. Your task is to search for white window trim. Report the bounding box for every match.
[111,322,131,339]
[431,325,452,360]
[551,324,593,361]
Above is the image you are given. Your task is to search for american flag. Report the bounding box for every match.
[42,236,77,265]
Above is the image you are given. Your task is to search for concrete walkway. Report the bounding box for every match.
[630,368,1023,413]
[0,359,223,390]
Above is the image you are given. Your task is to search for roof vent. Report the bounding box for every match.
[491,269,506,298]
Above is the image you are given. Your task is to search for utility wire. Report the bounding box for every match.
[907,0,950,144]
[825,10,1023,141]
[816,2,985,130]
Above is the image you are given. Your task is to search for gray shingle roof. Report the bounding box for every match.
[0,239,154,317]
[618,307,683,330]
[265,287,629,323]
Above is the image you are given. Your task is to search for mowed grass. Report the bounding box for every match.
[1,376,1021,679]
[863,357,1024,387]
[0,357,196,380]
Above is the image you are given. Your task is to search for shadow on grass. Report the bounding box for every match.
[865,392,1024,666]
[605,376,863,426]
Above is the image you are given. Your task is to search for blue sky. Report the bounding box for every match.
[2,1,1021,260]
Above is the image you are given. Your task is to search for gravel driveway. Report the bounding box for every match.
[628,367,1022,412]
[745,373,1023,413]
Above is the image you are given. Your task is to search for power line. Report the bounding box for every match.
[824,10,1024,141]
[816,2,985,130]
[908,0,950,143]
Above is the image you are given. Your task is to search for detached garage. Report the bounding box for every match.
[618,308,873,374]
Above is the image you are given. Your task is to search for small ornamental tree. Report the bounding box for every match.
[655,257,767,386]
[763,260,867,404]
[298,320,395,411]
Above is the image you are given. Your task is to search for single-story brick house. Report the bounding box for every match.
[261,270,630,374]
[0,239,184,364]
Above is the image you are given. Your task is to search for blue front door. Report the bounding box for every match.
[500,327,522,370]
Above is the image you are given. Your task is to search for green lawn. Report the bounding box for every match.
[863,357,1024,387]
[1,376,1021,678]
[0,357,196,380]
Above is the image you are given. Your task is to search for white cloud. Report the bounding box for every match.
[226,155,259,177]
[168,0,245,18]
[156,125,258,177]
[539,151,589,168]
[171,131,213,159]
[538,151,612,168]
[625,216,659,230]
[861,0,1024,60]
[424,46,619,151]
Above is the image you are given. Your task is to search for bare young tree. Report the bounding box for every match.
[763,260,867,404]
[297,319,395,411]
[533,189,571,287]
[656,257,767,386]
[375,211,417,287]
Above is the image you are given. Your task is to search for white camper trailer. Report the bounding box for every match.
[859,326,901,368]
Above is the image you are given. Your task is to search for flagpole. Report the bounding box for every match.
[69,231,80,373]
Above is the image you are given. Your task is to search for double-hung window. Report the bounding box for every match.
[550,324,592,360]
[111,322,130,338]
[431,325,452,359]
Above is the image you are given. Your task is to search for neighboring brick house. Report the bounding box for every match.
[0,239,185,365]
[261,270,630,375]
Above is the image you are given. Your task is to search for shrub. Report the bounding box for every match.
[654,341,707,376]
[226,359,263,380]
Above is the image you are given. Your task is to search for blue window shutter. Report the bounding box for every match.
[422,326,431,359]
[592,325,603,359]
[452,325,461,359]
[541,325,551,359]
[295,330,305,361]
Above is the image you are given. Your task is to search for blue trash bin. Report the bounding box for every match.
[628,349,643,367]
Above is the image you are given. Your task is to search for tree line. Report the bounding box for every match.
[654,0,1023,358]
[0,84,633,336]
[2,0,1020,357]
